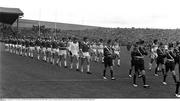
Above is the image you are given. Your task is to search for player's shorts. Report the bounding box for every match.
[52,48,57,54]
[29,47,35,51]
[59,50,67,56]
[56,48,59,53]
[5,44,9,48]
[17,45,21,49]
[71,51,79,57]
[47,48,51,52]
[82,52,90,58]
[114,51,120,58]
[151,53,158,59]
[98,49,104,55]
[42,47,46,53]
[22,46,26,49]
[165,60,175,72]
[104,56,113,67]
[92,49,97,54]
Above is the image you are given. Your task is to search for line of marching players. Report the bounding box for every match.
[2,37,180,97]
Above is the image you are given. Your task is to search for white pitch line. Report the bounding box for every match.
[20,77,133,82]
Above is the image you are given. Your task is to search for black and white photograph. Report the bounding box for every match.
[0,0,180,99]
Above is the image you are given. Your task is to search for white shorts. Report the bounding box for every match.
[5,44,9,47]
[56,49,59,53]
[151,53,158,59]
[114,51,120,55]
[29,47,35,51]
[82,52,90,58]
[47,48,51,52]
[59,50,67,56]
[98,49,104,54]
[92,49,97,53]
[52,48,57,53]
[71,51,79,57]
[42,47,46,53]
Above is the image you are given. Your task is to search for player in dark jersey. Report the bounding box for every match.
[103,39,115,80]
[57,37,68,68]
[45,38,52,63]
[25,38,30,57]
[79,37,92,74]
[51,38,58,64]
[132,40,150,88]
[163,43,177,85]
[41,38,47,61]
[29,38,35,58]
[155,42,166,76]
[35,37,41,60]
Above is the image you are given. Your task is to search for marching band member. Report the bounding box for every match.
[155,42,166,76]
[132,40,150,88]
[103,39,115,80]
[163,43,177,85]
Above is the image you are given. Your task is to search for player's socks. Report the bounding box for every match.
[163,74,167,84]
[172,75,177,83]
[149,63,152,70]
[110,70,114,79]
[76,63,79,70]
[87,65,90,72]
[133,74,136,85]
[70,63,73,69]
[175,82,180,95]
[64,61,67,68]
[155,67,158,75]
[103,69,106,77]
[129,69,132,75]
[162,68,165,75]
[142,75,146,85]
[117,59,120,66]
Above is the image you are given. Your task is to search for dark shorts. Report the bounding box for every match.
[165,61,175,72]
[156,57,164,65]
[134,59,145,71]
[104,56,113,67]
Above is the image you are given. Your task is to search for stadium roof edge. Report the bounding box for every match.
[0,7,24,25]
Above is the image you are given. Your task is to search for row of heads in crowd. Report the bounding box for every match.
[5,35,180,47]
[6,36,121,44]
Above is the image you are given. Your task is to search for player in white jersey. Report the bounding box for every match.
[69,37,80,70]
[97,39,104,63]
[90,39,98,62]
[149,39,158,70]
[112,39,121,66]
